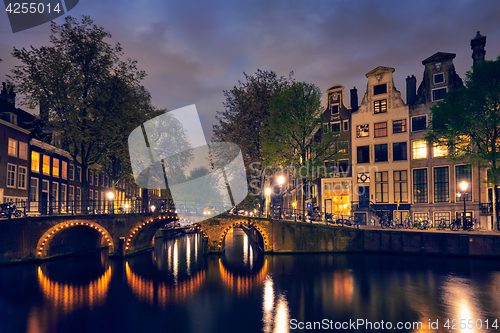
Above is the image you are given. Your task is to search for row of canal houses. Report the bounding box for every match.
[0,83,160,215]
[284,32,495,229]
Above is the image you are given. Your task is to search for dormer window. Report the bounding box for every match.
[373,84,387,95]
[374,99,387,114]
[434,73,444,84]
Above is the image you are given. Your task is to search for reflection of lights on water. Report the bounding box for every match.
[195,234,198,264]
[243,234,248,268]
[187,237,191,276]
[173,240,178,283]
[37,266,111,314]
[441,276,483,333]
[262,274,289,333]
[125,262,205,306]
[274,295,290,333]
[263,275,274,333]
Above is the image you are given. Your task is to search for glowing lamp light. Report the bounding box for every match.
[107,192,114,200]
[150,205,156,212]
[265,187,271,196]
[460,181,468,192]
[277,175,285,186]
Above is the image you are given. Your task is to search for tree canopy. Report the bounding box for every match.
[213,69,294,210]
[9,15,161,211]
[426,56,500,228]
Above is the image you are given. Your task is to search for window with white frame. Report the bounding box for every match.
[434,73,445,84]
[18,166,27,189]
[432,87,447,101]
[7,164,16,188]
[76,166,81,182]
[8,138,17,157]
[61,183,67,209]
[30,178,38,211]
[89,170,94,185]
[343,120,349,131]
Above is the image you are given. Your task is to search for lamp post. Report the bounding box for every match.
[277,175,285,219]
[459,180,469,230]
[292,202,297,222]
[265,187,271,217]
[107,191,114,214]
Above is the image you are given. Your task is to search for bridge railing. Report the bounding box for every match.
[4,198,235,217]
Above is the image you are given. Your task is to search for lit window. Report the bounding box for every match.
[374,122,387,137]
[356,124,369,138]
[8,138,17,157]
[19,142,27,159]
[433,140,448,157]
[53,158,59,177]
[393,119,406,133]
[374,99,387,114]
[31,151,40,173]
[412,141,427,159]
[456,135,471,152]
[62,161,68,179]
[42,155,50,175]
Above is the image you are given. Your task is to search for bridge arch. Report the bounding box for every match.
[216,220,268,251]
[194,217,272,253]
[36,220,114,258]
[124,214,179,255]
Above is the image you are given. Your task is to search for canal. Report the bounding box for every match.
[2,228,500,332]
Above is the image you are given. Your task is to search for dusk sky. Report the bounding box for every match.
[1,0,500,142]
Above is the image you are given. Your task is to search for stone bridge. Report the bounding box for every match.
[0,213,365,263]
[0,213,178,263]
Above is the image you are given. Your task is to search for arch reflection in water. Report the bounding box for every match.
[37,264,111,314]
[126,234,207,307]
[219,227,267,296]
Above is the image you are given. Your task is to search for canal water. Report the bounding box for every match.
[2,228,500,333]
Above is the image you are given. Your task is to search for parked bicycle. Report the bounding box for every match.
[380,215,395,229]
[0,201,23,218]
[417,217,430,230]
[404,216,413,229]
[450,218,461,231]
[436,218,448,230]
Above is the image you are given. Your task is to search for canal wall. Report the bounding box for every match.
[272,222,500,259]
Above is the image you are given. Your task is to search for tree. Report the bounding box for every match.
[9,15,157,213]
[213,69,293,211]
[261,81,348,219]
[426,56,500,230]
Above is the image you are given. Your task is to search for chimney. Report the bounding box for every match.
[350,87,358,112]
[406,75,417,106]
[8,85,16,107]
[471,31,486,67]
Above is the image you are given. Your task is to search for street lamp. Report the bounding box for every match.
[107,191,114,214]
[292,202,297,221]
[265,187,271,217]
[459,181,469,230]
[277,175,285,219]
